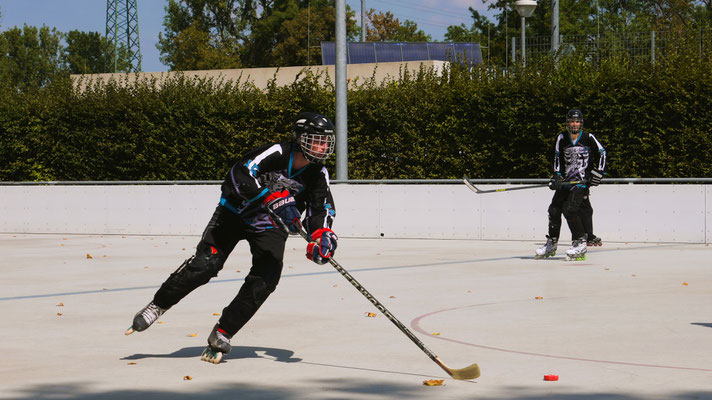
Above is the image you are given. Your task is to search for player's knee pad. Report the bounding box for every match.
[169,245,226,286]
[562,203,581,220]
[243,275,277,308]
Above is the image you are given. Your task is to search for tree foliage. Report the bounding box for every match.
[157,0,245,70]
[0,24,64,91]
[158,0,358,69]
[365,9,431,42]
[63,30,132,74]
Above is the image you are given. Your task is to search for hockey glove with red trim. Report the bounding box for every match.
[306,228,338,265]
[263,190,301,234]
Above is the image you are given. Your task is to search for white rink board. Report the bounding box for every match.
[0,184,709,243]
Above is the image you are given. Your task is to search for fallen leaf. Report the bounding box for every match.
[127,362,136,365]
[683,282,689,286]
[57,312,62,316]
[157,321,165,324]
[535,296,543,300]
[213,313,220,316]
[467,290,472,293]
[632,274,637,277]
[103,255,108,258]
[188,333,197,337]
[389,296,396,298]
[365,312,377,317]
[423,379,444,386]
[57,302,64,306]
[86,254,93,259]
[183,376,192,380]
[432,332,440,336]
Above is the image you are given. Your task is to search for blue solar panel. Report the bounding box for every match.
[374,43,404,63]
[320,42,482,65]
[347,42,376,64]
[425,43,455,62]
[401,42,429,62]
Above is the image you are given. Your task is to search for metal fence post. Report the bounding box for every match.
[512,37,516,64]
[651,30,656,65]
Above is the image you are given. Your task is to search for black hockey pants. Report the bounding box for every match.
[547,186,587,241]
[153,203,288,336]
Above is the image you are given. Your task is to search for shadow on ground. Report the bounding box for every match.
[122,345,302,363]
[7,382,712,400]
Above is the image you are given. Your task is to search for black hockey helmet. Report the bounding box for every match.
[566,109,583,134]
[293,112,335,162]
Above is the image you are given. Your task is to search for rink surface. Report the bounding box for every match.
[1,233,711,400]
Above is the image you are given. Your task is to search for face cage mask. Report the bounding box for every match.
[566,117,583,135]
[300,133,335,162]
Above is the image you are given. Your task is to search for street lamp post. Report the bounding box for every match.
[514,0,537,67]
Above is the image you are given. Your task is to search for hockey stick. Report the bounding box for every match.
[463,175,580,194]
[292,225,480,380]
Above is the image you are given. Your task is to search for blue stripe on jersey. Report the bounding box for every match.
[219,196,240,214]
[246,187,269,203]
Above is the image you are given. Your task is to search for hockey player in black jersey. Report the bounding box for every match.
[125,112,339,364]
[535,109,606,261]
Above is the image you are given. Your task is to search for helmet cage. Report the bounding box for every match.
[566,110,583,135]
[299,132,335,162]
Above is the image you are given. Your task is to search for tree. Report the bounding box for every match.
[445,7,495,42]
[365,9,431,42]
[273,1,358,66]
[158,0,245,70]
[63,30,132,74]
[242,0,358,67]
[159,0,359,69]
[0,24,64,91]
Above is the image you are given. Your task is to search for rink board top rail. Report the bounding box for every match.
[0,181,710,243]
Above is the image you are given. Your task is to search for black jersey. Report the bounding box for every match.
[553,131,607,185]
[219,141,335,234]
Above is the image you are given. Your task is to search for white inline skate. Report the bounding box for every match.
[535,235,558,259]
[565,236,587,261]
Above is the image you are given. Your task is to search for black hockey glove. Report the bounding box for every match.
[263,190,301,234]
[588,169,603,187]
[306,228,338,265]
[548,174,563,190]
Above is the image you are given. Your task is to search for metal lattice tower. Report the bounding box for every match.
[106,0,141,72]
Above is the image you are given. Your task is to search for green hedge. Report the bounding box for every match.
[1,52,711,181]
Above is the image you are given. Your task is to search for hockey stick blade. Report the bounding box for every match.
[435,357,481,380]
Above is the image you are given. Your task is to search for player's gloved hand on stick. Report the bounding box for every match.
[548,174,563,190]
[306,228,338,265]
[263,190,301,234]
[588,169,603,187]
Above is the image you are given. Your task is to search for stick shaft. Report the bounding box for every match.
[463,176,580,194]
[297,229,441,363]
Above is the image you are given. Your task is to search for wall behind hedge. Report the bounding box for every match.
[1,52,711,181]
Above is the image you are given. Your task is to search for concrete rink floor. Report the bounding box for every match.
[1,233,711,400]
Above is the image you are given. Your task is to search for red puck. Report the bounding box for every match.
[544,374,559,381]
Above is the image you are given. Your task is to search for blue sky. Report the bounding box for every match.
[0,0,494,72]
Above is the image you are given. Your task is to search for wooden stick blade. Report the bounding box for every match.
[435,358,481,380]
